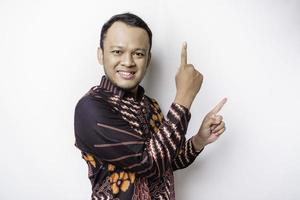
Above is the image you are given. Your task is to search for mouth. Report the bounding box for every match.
[117,70,136,80]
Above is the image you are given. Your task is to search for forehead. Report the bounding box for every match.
[104,21,150,49]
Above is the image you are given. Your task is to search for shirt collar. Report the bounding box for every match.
[98,75,145,101]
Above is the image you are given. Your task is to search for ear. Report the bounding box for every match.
[146,52,151,68]
[97,47,103,65]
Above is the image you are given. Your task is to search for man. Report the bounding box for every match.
[74,12,227,200]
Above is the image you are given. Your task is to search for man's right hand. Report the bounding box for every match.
[174,42,203,109]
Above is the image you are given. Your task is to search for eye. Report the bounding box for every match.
[111,50,122,55]
[134,52,145,58]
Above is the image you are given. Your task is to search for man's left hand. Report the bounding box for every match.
[192,98,227,151]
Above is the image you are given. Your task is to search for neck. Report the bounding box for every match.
[129,86,138,98]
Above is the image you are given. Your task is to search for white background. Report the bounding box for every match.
[1,0,300,199]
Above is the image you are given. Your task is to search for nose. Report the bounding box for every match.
[121,53,135,67]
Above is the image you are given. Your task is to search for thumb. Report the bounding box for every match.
[203,114,218,129]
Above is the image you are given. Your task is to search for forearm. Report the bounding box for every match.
[172,137,204,171]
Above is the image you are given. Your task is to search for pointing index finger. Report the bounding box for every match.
[211,98,227,114]
[181,42,187,67]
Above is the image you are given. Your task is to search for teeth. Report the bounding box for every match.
[118,71,134,75]
[118,71,135,78]
[119,71,131,75]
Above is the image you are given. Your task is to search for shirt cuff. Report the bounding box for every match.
[171,102,191,122]
[190,138,205,154]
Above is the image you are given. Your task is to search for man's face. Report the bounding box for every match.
[98,21,151,93]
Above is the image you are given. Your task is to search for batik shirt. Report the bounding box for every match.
[74,76,204,200]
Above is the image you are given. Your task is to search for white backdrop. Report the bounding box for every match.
[1,0,300,199]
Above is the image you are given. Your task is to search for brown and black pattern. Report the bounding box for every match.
[74,76,203,200]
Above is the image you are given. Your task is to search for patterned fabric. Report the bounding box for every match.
[74,76,204,200]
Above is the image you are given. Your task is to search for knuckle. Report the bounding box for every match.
[188,64,194,69]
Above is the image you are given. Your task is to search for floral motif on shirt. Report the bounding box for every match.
[108,163,116,172]
[150,114,162,133]
[108,164,136,195]
[149,99,164,131]
[152,99,161,110]
[83,153,96,168]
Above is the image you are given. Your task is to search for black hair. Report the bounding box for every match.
[100,12,152,51]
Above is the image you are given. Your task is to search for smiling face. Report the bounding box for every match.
[97,21,151,94]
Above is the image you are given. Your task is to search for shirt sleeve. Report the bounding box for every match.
[151,98,204,171]
[74,95,191,178]
[171,138,204,171]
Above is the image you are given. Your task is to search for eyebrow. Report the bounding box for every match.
[110,46,147,52]
[134,48,147,52]
[110,45,124,49]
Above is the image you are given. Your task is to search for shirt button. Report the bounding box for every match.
[142,108,146,113]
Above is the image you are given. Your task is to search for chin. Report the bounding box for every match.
[109,78,136,89]
[105,73,142,91]
[117,82,139,91]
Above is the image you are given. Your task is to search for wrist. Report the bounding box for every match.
[192,135,206,152]
[174,93,194,109]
